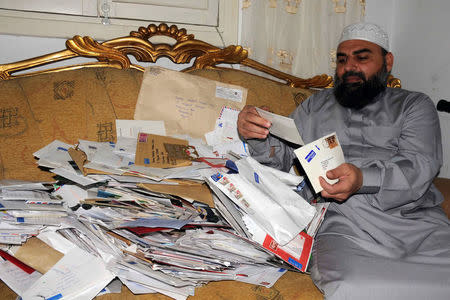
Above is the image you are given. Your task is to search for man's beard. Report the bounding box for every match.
[333,63,390,110]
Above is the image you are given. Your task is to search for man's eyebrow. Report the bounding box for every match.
[352,48,372,55]
[336,48,373,57]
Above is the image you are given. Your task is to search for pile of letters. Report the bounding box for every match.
[0,132,327,299]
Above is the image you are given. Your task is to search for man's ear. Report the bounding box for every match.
[385,52,394,72]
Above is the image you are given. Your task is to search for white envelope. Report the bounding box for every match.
[255,107,304,145]
[294,132,345,193]
[22,247,114,300]
[204,157,316,246]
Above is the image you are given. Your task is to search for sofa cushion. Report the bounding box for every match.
[0,67,143,181]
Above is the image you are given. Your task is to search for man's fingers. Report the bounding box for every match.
[319,176,352,200]
[238,115,270,139]
[319,176,334,191]
[237,105,272,139]
[319,176,346,194]
[244,110,271,128]
[260,105,271,112]
[326,165,347,180]
[239,125,269,140]
[319,163,363,201]
[326,169,337,180]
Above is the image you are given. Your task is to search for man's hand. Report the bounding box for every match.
[237,105,272,140]
[319,163,363,202]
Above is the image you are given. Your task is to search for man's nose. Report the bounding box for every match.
[344,58,358,71]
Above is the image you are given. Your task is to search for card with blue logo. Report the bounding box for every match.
[294,132,345,193]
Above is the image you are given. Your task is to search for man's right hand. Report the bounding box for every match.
[237,105,272,140]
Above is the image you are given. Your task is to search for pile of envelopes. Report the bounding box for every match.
[0,67,330,299]
[0,135,328,299]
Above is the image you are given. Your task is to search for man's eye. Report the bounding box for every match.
[337,58,346,64]
[357,56,368,61]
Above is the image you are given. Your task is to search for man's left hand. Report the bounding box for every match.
[319,163,363,202]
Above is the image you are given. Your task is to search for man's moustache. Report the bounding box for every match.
[342,71,366,83]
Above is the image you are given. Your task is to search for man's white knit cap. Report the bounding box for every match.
[339,22,389,51]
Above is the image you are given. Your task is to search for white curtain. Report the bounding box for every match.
[241,0,365,78]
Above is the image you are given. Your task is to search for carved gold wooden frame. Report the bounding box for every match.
[0,23,400,89]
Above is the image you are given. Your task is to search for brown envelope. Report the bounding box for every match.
[14,237,64,274]
[134,66,247,140]
[134,133,192,168]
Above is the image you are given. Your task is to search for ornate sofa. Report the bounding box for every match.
[0,23,448,300]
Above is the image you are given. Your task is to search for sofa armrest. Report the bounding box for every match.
[434,178,450,218]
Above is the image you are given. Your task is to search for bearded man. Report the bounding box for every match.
[237,22,450,299]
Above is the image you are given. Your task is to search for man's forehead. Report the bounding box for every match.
[337,39,382,55]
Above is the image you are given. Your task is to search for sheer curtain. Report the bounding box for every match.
[241,0,365,78]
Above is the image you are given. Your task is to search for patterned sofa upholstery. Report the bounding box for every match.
[0,23,448,300]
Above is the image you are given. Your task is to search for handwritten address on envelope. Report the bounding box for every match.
[134,67,247,140]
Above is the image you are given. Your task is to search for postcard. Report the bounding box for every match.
[294,132,345,193]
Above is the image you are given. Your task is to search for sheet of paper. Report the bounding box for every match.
[204,107,248,157]
[231,264,286,288]
[134,66,247,140]
[306,202,330,237]
[119,259,189,287]
[116,119,166,138]
[114,136,138,159]
[161,163,210,181]
[0,200,65,211]
[211,107,241,144]
[123,165,175,180]
[0,259,41,296]
[37,230,78,255]
[83,162,126,175]
[107,174,166,184]
[120,278,157,294]
[119,217,191,229]
[22,246,115,300]
[6,210,67,218]
[51,167,99,186]
[1,190,53,201]
[77,140,124,168]
[97,278,123,296]
[52,184,88,208]
[255,107,304,145]
[117,267,193,299]
[33,140,74,169]
[294,132,345,193]
[33,140,73,159]
[202,177,251,238]
[90,148,124,169]
[0,236,23,245]
[0,179,52,191]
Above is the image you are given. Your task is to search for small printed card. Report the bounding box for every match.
[294,132,345,193]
